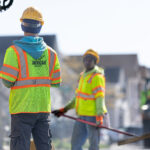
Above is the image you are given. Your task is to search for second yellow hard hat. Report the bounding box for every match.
[83,49,100,63]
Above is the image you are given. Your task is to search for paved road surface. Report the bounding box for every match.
[103,143,146,150]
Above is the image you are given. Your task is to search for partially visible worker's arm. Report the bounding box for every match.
[50,52,62,87]
[0,46,19,88]
[64,97,76,111]
[96,97,106,116]
[92,73,107,124]
[140,91,146,106]
[2,79,15,88]
[52,97,76,117]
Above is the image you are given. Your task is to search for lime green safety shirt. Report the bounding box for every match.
[140,90,150,106]
[64,66,107,116]
[0,45,61,114]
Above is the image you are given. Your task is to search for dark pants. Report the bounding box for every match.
[10,113,52,150]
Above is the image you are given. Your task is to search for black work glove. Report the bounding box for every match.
[52,108,66,117]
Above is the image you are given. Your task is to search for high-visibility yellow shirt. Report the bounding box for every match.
[0,45,61,114]
[75,66,107,116]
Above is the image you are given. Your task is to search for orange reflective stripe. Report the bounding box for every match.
[11,111,50,114]
[3,64,19,72]
[92,86,105,98]
[88,73,105,84]
[0,75,14,82]
[76,91,95,100]
[76,95,95,100]
[93,89,104,95]
[50,52,56,78]
[11,84,50,89]
[14,79,50,86]
[48,49,50,65]
[93,91,104,97]
[94,73,105,78]
[52,69,60,80]
[17,76,50,81]
[77,91,92,96]
[87,73,95,83]
[0,71,17,79]
[51,77,61,81]
[91,73,105,83]
[1,65,18,77]
[76,76,84,112]
[93,91,104,96]
[11,45,21,78]
[23,50,29,77]
[54,69,60,73]
[51,81,61,84]
[16,46,27,78]
[92,85,105,91]
[48,48,56,78]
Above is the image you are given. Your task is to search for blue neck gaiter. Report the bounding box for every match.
[13,36,47,59]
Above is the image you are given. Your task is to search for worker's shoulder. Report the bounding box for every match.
[6,45,16,51]
[94,66,104,75]
[92,66,104,77]
[92,73,105,80]
[47,46,57,55]
[5,45,18,55]
[93,70,105,80]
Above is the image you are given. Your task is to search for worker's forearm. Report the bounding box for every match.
[64,97,76,111]
[2,79,15,88]
[96,97,107,116]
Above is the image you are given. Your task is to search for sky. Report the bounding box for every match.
[1,0,150,67]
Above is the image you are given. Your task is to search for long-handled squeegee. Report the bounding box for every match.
[61,114,137,137]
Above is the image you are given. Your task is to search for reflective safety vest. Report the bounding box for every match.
[0,45,61,114]
[140,90,150,106]
[75,71,107,116]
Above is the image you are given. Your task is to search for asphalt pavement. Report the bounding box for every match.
[103,143,147,150]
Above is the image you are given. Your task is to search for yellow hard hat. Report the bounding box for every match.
[83,49,100,63]
[20,7,44,25]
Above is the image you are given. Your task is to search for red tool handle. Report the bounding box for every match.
[62,114,137,137]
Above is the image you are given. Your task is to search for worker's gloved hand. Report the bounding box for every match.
[52,108,67,117]
[96,115,103,126]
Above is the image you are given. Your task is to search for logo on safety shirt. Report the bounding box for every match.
[32,55,46,67]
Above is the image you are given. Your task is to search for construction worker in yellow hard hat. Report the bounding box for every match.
[20,6,44,34]
[52,49,109,150]
[0,6,61,150]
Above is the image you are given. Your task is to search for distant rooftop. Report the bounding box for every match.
[100,54,139,78]
[64,54,139,79]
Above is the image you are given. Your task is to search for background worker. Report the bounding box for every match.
[140,78,150,148]
[0,6,61,150]
[52,49,108,150]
